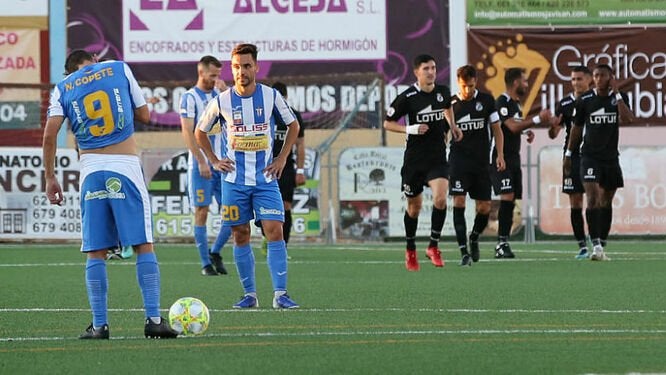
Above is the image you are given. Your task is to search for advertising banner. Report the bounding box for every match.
[142,148,320,239]
[121,0,386,62]
[467,0,666,26]
[0,29,42,130]
[0,148,81,240]
[68,0,450,129]
[467,28,666,125]
[539,146,666,235]
[338,147,479,239]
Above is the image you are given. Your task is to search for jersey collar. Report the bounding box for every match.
[455,89,478,101]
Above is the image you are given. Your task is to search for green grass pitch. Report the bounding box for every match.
[1,241,666,374]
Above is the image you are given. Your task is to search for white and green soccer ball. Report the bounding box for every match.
[168,297,210,336]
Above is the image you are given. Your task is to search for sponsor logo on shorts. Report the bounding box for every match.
[84,177,127,201]
[259,207,283,216]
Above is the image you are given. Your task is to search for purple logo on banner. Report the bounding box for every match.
[130,0,203,31]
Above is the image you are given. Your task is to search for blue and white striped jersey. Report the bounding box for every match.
[180,86,222,161]
[197,83,296,186]
[48,60,146,150]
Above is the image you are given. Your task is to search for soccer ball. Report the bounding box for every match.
[168,297,210,336]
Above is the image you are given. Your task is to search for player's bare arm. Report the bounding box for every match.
[42,115,65,205]
[295,136,306,186]
[563,124,583,176]
[503,108,553,134]
[266,120,300,179]
[444,107,463,142]
[490,120,506,171]
[616,95,635,125]
[383,120,428,135]
[181,117,211,179]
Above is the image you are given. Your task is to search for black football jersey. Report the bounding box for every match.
[386,83,452,164]
[555,93,576,153]
[494,93,522,161]
[272,107,304,168]
[449,90,498,165]
[574,89,629,161]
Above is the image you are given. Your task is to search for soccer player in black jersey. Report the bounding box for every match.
[491,67,555,259]
[384,54,463,271]
[449,65,505,266]
[564,64,634,261]
[549,65,592,259]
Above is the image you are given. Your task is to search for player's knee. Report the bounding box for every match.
[476,201,491,214]
[232,225,251,244]
[432,195,447,209]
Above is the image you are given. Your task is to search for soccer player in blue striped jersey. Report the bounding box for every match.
[43,50,177,339]
[195,43,300,309]
[180,55,232,276]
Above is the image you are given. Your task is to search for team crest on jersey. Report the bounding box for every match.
[436,93,444,102]
[500,107,508,116]
[475,101,483,111]
[611,97,617,106]
[255,107,263,116]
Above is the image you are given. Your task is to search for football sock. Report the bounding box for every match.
[453,207,467,248]
[428,207,446,248]
[85,258,108,328]
[570,208,586,245]
[599,206,613,243]
[283,210,292,244]
[211,226,232,255]
[404,212,418,251]
[233,244,256,293]
[586,207,601,247]
[471,213,489,239]
[498,200,515,240]
[267,240,288,291]
[194,225,211,267]
[136,252,161,318]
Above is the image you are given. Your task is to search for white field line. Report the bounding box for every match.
[2,307,666,314]
[1,254,666,268]
[3,327,666,342]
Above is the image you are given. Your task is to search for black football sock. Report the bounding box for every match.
[453,207,467,255]
[570,208,586,248]
[404,212,418,251]
[428,207,446,248]
[497,200,515,243]
[586,207,601,247]
[471,213,489,241]
[283,209,292,244]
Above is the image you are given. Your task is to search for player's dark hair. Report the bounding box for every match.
[272,81,287,97]
[232,43,258,61]
[64,49,94,75]
[413,54,436,69]
[504,67,525,87]
[572,65,591,75]
[199,55,222,68]
[594,64,613,74]
[456,65,477,80]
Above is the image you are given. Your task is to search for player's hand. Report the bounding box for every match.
[215,79,228,91]
[295,171,306,186]
[524,129,535,144]
[212,157,235,172]
[496,155,506,172]
[264,155,287,179]
[549,114,562,129]
[198,160,212,179]
[450,126,463,142]
[563,156,572,177]
[45,176,64,205]
[538,109,553,125]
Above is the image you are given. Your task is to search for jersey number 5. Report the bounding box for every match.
[84,90,115,136]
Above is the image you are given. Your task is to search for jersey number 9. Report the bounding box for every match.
[84,90,115,136]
